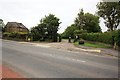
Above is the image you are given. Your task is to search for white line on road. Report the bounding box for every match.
[71,58,86,63]
[34,44,50,48]
[76,59,86,62]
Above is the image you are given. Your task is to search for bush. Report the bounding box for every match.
[80,30,120,47]
[3,32,28,41]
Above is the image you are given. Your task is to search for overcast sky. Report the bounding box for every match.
[0,0,108,33]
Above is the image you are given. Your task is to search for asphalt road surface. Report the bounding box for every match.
[2,40,118,78]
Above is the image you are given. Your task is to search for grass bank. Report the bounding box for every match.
[74,41,112,48]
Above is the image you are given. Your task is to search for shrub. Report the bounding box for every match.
[80,30,120,47]
[3,32,28,41]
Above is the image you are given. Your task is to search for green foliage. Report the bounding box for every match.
[114,30,120,47]
[84,13,101,32]
[74,9,101,32]
[80,30,120,47]
[62,24,77,39]
[97,2,120,31]
[42,14,61,42]
[74,30,87,36]
[30,23,46,41]
[31,14,61,42]
[74,9,84,30]
[62,9,101,39]
[3,32,28,41]
[75,42,112,48]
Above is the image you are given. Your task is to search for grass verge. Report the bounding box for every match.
[74,41,112,48]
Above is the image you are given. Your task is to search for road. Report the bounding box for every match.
[2,40,118,78]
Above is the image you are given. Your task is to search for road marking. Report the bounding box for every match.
[76,59,86,63]
[79,48,101,53]
[34,44,50,48]
[71,58,86,63]
[72,59,76,61]
[18,42,28,44]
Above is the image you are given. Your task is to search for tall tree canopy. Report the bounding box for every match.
[42,14,61,41]
[84,13,101,32]
[74,9,101,32]
[97,2,120,31]
[74,9,85,30]
[31,14,61,42]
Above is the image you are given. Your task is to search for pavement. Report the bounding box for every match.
[2,39,118,78]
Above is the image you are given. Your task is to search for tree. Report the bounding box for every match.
[74,9,101,32]
[31,14,61,42]
[74,9,85,30]
[84,13,101,32]
[30,23,46,41]
[97,2,120,31]
[42,14,61,42]
[62,24,77,38]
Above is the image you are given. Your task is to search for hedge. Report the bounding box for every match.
[3,32,28,41]
[80,30,120,47]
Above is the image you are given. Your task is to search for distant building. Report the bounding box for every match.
[4,22,29,33]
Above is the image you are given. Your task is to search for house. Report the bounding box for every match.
[4,22,29,33]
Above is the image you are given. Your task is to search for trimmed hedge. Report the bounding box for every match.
[3,32,28,41]
[80,30,120,47]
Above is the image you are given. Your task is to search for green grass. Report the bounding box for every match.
[75,42,112,48]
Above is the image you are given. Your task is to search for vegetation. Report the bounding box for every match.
[62,2,120,50]
[3,32,28,41]
[97,2,120,31]
[62,9,101,39]
[80,29,120,48]
[2,2,120,50]
[74,41,112,48]
[62,24,78,39]
[31,14,61,42]
[74,9,101,32]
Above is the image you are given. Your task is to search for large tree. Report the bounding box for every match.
[31,14,61,42]
[97,2,120,31]
[74,9,85,30]
[84,13,101,32]
[74,9,101,32]
[42,14,61,42]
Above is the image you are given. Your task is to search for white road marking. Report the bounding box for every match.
[19,42,28,44]
[72,59,76,61]
[71,58,86,63]
[34,44,50,48]
[79,48,101,53]
[76,59,86,62]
